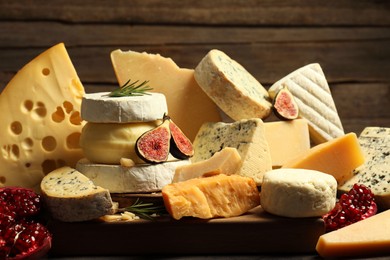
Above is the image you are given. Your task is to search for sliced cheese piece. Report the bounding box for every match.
[264,119,310,168]
[110,49,222,141]
[81,91,168,123]
[316,209,390,258]
[173,147,241,183]
[0,43,85,190]
[261,169,337,218]
[76,158,190,193]
[194,49,271,121]
[339,127,390,210]
[162,174,260,220]
[268,63,344,144]
[41,166,115,222]
[192,118,272,185]
[282,133,364,185]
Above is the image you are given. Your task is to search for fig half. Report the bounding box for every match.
[272,86,299,120]
[167,116,194,159]
[135,117,171,164]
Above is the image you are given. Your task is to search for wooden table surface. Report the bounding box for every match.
[0,1,390,258]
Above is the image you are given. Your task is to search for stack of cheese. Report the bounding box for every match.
[77,89,190,193]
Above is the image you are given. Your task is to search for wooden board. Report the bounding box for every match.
[47,205,325,257]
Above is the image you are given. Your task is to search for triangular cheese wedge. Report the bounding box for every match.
[316,210,390,258]
[0,43,85,190]
[268,63,344,144]
[110,49,222,141]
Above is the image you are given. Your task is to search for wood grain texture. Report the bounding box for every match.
[0,0,389,133]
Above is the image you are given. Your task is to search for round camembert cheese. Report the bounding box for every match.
[194,49,271,121]
[261,168,337,218]
[76,159,191,193]
[81,92,168,123]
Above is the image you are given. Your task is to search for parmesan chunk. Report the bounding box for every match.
[162,174,260,220]
[41,166,115,222]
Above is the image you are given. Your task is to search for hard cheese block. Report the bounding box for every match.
[162,174,260,220]
[173,147,241,183]
[264,119,310,168]
[192,118,272,185]
[0,43,85,190]
[339,127,390,210]
[282,133,364,185]
[194,49,271,120]
[316,209,390,258]
[41,166,115,222]
[81,91,168,123]
[261,169,337,218]
[76,158,190,193]
[268,63,344,144]
[110,49,222,141]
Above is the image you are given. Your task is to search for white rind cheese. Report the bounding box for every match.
[76,158,190,193]
[338,127,390,210]
[261,168,337,218]
[194,49,271,121]
[41,166,115,222]
[268,63,344,144]
[192,118,272,185]
[81,92,168,123]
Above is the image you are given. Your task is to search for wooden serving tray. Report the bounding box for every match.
[47,205,325,257]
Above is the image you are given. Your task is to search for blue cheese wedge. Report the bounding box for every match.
[81,92,168,123]
[41,166,115,222]
[194,49,271,121]
[338,127,390,210]
[268,63,344,144]
[192,118,272,185]
[76,158,190,193]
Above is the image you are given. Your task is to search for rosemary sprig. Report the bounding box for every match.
[109,79,153,97]
[119,198,167,220]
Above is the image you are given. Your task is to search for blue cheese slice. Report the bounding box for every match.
[194,49,271,121]
[41,166,115,222]
[81,92,168,123]
[192,118,272,185]
[76,159,190,193]
[338,127,390,210]
[268,63,344,144]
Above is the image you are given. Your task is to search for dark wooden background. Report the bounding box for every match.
[1,0,389,135]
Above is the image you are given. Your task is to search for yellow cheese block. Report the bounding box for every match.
[173,147,242,183]
[110,50,222,141]
[162,174,260,220]
[0,43,85,190]
[282,133,364,185]
[316,209,390,258]
[264,119,310,168]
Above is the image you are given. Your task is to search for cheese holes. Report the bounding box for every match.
[32,102,47,119]
[69,111,82,125]
[63,101,73,114]
[0,176,5,184]
[41,159,66,175]
[21,138,34,151]
[23,100,34,112]
[42,136,57,152]
[52,106,65,123]
[10,121,22,135]
[66,132,81,149]
[42,68,50,76]
[1,144,20,161]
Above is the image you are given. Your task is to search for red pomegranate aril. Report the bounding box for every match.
[323,183,377,232]
[0,187,41,219]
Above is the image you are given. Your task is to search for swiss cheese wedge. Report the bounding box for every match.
[316,209,390,258]
[110,49,222,141]
[0,43,85,190]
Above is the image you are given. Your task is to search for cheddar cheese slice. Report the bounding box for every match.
[316,209,390,258]
[162,174,260,220]
[110,49,222,141]
[173,147,241,183]
[282,133,364,185]
[0,43,85,190]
